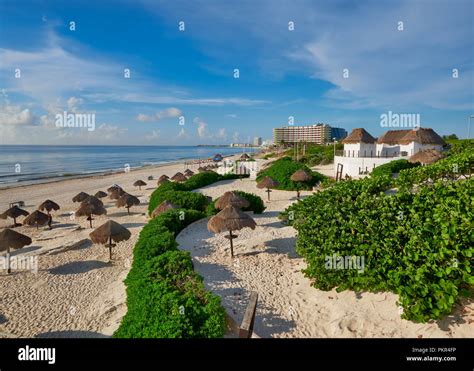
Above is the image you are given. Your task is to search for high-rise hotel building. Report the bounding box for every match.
[273,123,334,145]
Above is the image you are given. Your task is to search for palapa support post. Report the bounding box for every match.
[6,248,11,274]
[229,229,234,258]
[266,188,271,201]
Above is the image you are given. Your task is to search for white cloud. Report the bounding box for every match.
[145,129,160,141]
[194,117,208,138]
[136,107,182,122]
[0,104,36,126]
[216,128,227,140]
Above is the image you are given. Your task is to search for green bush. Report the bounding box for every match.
[115,209,226,338]
[282,171,473,323]
[149,190,209,215]
[206,190,266,216]
[371,159,419,178]
[149,173,249,214]
[257,156,326,190]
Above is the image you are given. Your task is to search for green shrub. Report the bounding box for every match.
[257,156,326,190]
[206,190,266,216]
[149,190,209,215]
[115,208,226,338]
[282,171,473,323]
[371,159,419,178]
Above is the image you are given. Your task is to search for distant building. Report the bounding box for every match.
[335,127,445,178]
[273,123,332,145]
[331,127,348,141]
[253,137,263,146]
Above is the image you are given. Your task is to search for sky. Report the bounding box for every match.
[0,0,472,145]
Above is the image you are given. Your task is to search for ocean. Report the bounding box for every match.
[0,145,250,188]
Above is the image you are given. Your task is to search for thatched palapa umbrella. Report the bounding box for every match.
[0,206,30,227]
[75,201,107,228]
[90,220,131,261]
[116,193,140,215]
[240,153,250,161]
[108,186,126,200]
[198,166,206,173]
[208,205,256,258]
[133,180,147,190]
[151,200,180,218]
[409,149,444,165]
[23,210,49,229]
[184,169,194,177]
[171,172,187,183]
[215,191,250,210]
[72,192,90,203]
[0,228,32,273]
[157,177,170,186]
[291,170,312,199]
[38,199,60,215]
[257,176,279,201]
[94,191,108,199]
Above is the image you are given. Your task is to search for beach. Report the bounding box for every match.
[0,157,472,338]
[0,159,209,337]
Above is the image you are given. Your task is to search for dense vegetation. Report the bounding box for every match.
[114,209,226,338]
[289,142,344,166]
[116,171,253,338]
[206,190,266,216]
[148,172,248,214]
[370,159,420,178]
[282,145,473,322]
[256,157,327,190]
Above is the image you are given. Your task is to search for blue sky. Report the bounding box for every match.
[0,0,472,145]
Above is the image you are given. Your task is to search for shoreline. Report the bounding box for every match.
[0,153,242,191]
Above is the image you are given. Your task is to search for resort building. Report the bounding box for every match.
[335,127,444,178]
[273,123,332,145]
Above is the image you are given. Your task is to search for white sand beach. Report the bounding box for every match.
[0,158,472,338]
[0,160,202,337]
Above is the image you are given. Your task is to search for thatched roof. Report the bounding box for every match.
[151,201,180,218]
[207,205,256,233]
[81,195,104,208]
[171,172,187,182]
[0,206,30,220]
[240,153,250,159]
[94,191,108,199]
[291,169,312,182]
[158,175,170,180]
[377,128,444,145]
[108,188,126,200]
[107,185,123,193]
[342,128,376,144]
[157,177,170,186]
[133,180,147,187]
[72,192,90,203]
[257,176,279,189]
[116,193,140,208]
[0,229,32,251]
[409,149,444,164]
[215,191,250,210]
[75,202,107,217]
[184,169,194,177]
[38,199,60,212]
[23,210,49,227]
[89,220,131,245]
[198,166,206,173]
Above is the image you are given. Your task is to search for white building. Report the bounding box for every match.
[334,128,444,178]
